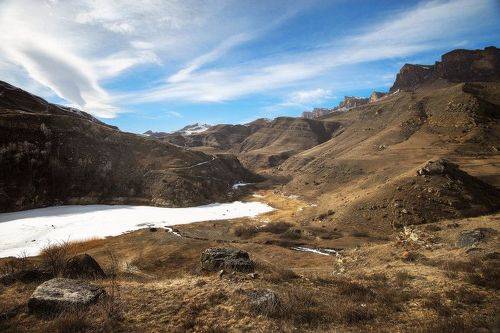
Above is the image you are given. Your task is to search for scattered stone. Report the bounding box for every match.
[63,254,106,279]
[218,270,225,278]
[402,208,409,214]
[28,278,106,313]
[247,289,280,316]
[0,268,51,286]
[417,158,458,176]
[149,227,158,232]
[456,228,496,248]
[247,272,259,279]
[201,248,255,272]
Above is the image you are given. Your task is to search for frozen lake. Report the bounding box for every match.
[0,201,274,258]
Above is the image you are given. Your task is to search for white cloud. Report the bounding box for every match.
[127,0,496,104]
[167,111,183,118]
[286,89,333,105]
[0,0,496,118]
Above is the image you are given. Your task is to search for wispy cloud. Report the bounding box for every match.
[167,111,183,118]
[127,0,496,105]
[0,0,497,119]
[0,0,297,117]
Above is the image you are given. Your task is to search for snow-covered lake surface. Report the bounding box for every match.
[0,201,274,258]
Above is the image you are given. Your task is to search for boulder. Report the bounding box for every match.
[247,289,280,316]
[63,254,106,279]
[456,228,496,248]
[417,159,458,176]
[200,248,254,272]
[28,278,105,313]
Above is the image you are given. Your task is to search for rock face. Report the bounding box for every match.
[437,46,500,83]
[63,254,106,279]
[0,80,257,212]
[302,97,370,119]
[28,278,105,313]
[338,96,369,110]
[302,108,332,119]
[390,46,499,92]
[200,248,255,272]
[390,64,434,92]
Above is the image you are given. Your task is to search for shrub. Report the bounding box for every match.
[233,225,258,239]
[262,221,292,234]
[40,241,72,276]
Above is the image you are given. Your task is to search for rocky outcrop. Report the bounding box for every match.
[416,158,458,176]
[302,108,332,119]
[200,248,255,272]
[63,254,106,279]
[302,96,369,119]
[28,278,105,313]
[369,91,388,103]
[436,46,500,83]
[390,46,499,92]
[390,64,434,92]
[338,96,369,110]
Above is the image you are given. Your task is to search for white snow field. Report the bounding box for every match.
[0,201,274,258]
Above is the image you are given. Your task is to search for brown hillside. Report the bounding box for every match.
[237,117,340,169]
[0,81,257,212]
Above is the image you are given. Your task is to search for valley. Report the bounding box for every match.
[0,46,499,332]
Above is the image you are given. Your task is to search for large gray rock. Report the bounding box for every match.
[28,278,105,313]
[200,248,254,272]
[63,254,106,279]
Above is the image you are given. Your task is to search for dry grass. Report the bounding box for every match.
[233,221,293,239]
[52,310,90,333]
[255,261,299,283]
[39,238,102,276]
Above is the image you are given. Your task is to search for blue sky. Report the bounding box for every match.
[0,0,499,133]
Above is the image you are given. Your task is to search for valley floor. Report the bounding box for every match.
[0,189,498,332]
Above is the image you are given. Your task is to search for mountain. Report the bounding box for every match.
[0,81,257,212]
[277,47,500,232]
[144,123,212,139]
[237,117,340,169]
[158,119,270,154]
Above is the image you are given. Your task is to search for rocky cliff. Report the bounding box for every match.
[390,46,499,92]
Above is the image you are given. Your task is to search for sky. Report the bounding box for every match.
[0,0,499,133]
